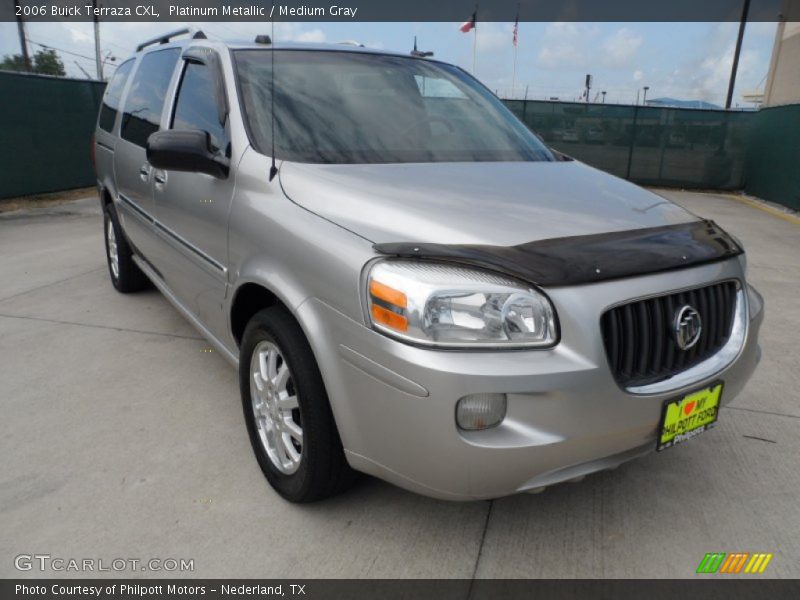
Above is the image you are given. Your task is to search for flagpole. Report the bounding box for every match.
[472,27,477,74]
[512,3,519,99]
[512,44,518,98]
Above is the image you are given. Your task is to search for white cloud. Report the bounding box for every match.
[633,69,643,81]
[536,22,596,69]
[601,27,643,67]
[657,23,767,104]
[68,26,92,45]
[475,23,511,52]
[536,23,641,70]
[294,29,326,43]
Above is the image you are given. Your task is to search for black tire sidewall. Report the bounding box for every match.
[103,201,147,293]
[102,205,124,291]
[239,307,341,502]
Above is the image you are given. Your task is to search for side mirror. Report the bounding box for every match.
[146,130,229,179]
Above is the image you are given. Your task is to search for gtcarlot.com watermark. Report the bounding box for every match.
[14,554,194,573]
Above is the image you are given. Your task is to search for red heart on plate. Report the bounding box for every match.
[684,401,696,416]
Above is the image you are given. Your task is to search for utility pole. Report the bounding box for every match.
[74,61,92,79]
[726,0,751,109]
[92,0,102,79]
[584,74,592,103]
[13,0,32,71]
[643,86,649,105]
[601,91,606,103]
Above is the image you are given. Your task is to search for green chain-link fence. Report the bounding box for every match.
[744,103,800,211]
[0,71,798,210]
[0,71,105,199]
[504,99,754,190]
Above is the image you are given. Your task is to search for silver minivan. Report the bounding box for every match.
[94,30,764,502]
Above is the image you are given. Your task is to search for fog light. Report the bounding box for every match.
[456,393,507,430]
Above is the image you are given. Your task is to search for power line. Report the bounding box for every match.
[24,38,117,78]
[101,38,134,55]
[26,38,98,62]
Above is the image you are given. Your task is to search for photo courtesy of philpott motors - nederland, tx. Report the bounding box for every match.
[15,584,217,597]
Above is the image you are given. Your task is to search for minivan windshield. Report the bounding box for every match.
[234,50,554,164]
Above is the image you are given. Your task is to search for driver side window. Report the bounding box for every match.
[171,61,229,154]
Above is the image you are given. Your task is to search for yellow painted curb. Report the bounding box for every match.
[715,193,800,226]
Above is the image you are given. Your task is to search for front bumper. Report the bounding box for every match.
[299,258,764,500]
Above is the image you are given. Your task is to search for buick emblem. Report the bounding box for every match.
[673,305,702,350]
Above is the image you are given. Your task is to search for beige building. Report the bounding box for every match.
[763,16,800,106]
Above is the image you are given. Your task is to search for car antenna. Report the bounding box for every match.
[410,36,434,58]
[268,9,278,182]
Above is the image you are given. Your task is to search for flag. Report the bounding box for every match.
[512,6,519,46]
[460,11,477,33]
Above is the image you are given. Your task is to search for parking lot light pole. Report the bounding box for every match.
[726,0,751,109]
[643,86,649,105]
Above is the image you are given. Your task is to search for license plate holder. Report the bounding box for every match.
[656,381,723,452]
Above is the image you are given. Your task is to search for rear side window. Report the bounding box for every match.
[171,62,228,153]
[121,48,180,147]
[98,59,134,132]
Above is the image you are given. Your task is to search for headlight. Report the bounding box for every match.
[365,260,558,348]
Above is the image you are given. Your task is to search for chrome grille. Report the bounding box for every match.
[601,281,739,387]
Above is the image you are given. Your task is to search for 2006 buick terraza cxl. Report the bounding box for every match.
[94,30,764,502]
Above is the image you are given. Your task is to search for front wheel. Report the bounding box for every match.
[239,306,356,502]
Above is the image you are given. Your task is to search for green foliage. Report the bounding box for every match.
[0,54,28,72]
[0,48,66,77]
[33,49,66,76]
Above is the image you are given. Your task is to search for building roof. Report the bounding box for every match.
[645,97,722,110]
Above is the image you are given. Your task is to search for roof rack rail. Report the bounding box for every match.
[136,28,199,52]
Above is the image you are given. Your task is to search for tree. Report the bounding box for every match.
[33,49,65,76]
[0,48,65,77]
[0,54,28,72]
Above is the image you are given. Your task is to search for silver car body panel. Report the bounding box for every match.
[96,39,764,500]
[279,160,696,245]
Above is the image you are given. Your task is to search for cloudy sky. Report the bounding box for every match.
[0,20,778,106]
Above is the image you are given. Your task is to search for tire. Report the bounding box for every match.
[239,306,356,502]
[103,201,148,293]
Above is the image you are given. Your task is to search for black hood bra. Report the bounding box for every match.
[373,220,743,288]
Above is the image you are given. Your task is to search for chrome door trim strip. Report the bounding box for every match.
[118,192,154,224]
[117,192,227,275]
[153,220,227,274]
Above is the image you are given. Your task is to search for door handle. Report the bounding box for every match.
[139,164,150,182]
[154,171,167,186]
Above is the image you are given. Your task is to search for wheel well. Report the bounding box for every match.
[230,283,282,347]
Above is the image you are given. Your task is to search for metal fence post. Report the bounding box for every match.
[626,104,639,180]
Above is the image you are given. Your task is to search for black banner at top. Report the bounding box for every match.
[1,0,797,22]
